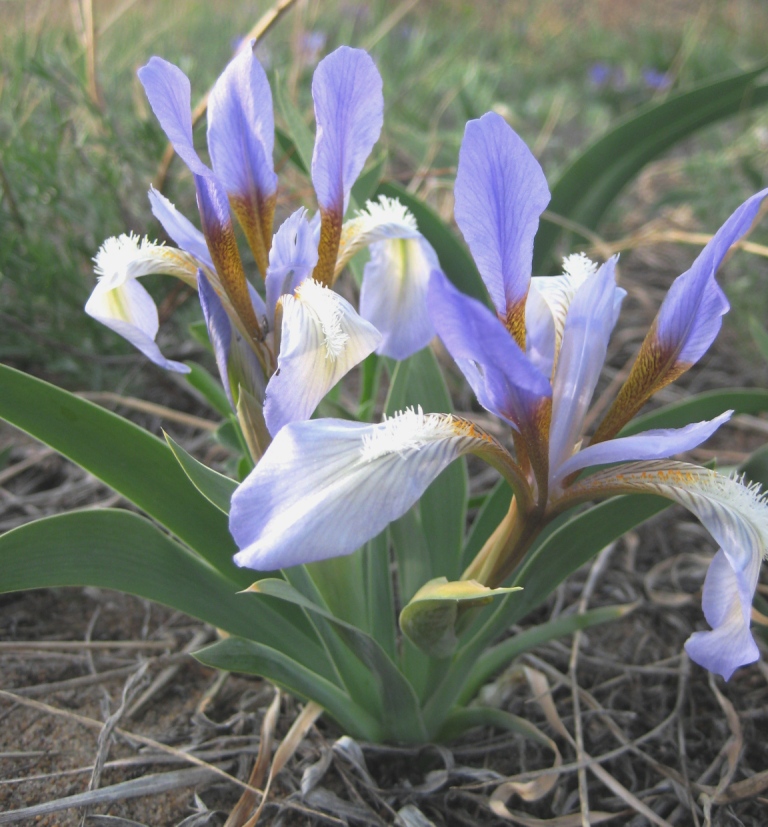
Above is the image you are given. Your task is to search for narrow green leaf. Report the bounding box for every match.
[535,65,768,270]
[351,152,387,207]
[385,349,468,582]
[195,637,381,741]
[0,364,245,584]
[0,509,332,680]
[739,443,768,488]
[621,388,768,435]
[249,578,428,742]
[375,181,488,304]
[458,602,637,705]
[424,494,670,728]
[165,434,237,514]
[184,362,232,418]
[437,705,553,746]
[749,316,768,363]
[364,529,397,660]
[275,125,308,175]
[275,74,315,176]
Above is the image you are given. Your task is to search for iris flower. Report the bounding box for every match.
[231,111,768,681]
[86,44,438,444]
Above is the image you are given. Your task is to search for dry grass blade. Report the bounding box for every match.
[699,674,744,824]
[224,687,280,827]
[127,629,210,718]
[76,392,218,431]
[0,766,217,824]
[0,690,261,795]
[361,0,422,50]
[520,665,676,827]
[154,0,300,191]
[489,667,564,817]
[644,553,710,608]
[242,700,323,825]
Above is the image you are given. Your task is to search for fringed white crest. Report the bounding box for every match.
[361,406,457,462]
[335,196,420,276]
[294,278,350,361]
[93,233,198,288]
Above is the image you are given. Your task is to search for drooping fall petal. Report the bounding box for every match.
[564,461,767,679]
[231,410,490,569]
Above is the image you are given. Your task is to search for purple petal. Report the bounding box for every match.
[265,208,319,321]
[554,411,732,483]
[359,236,438,359]
[137,58,210,178]
[198,271,234,408]
[655,189,768,366]
[195,173,263,338]
[148,187,214,270]
[311,46,383,215]
[428,271,551,431]
[231,412,484,569]
[549,258,625,475]
[207,44,277,207]
[453,112,550,318]
[684,549,760,680]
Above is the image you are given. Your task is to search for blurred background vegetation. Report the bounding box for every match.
[2,0,768,389]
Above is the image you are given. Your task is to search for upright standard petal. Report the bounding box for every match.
[231,410,490,569]
[196,174,263,343]
[198,271,234,407]
[548,257,625,477]
[311,47,383,285]
[263,279,382,435]
[264,208,319,321]
[526,253,603,377]
[207,45,278,275]
[453,112,550,342]
[359,235,438,360]
[429,272,551,433]
[655,188,768,366]
[564,462,767,679]
[594,189,768,442]
[137,58,210,178]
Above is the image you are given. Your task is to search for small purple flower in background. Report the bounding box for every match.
[230,111,768,682]
[588,61,627,91]
[299,31,327,67]
[643,67,673,91]
[588,61,612,89]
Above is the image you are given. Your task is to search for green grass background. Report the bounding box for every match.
[2,0,768,386]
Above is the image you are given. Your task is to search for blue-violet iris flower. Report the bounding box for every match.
[86,44,439,446]
[230,111,768,681]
